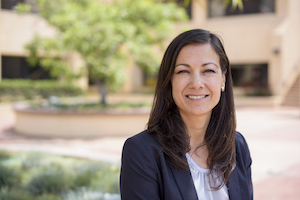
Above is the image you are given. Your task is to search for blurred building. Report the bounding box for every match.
[0,0,55,80]
[1,0,299,106]
[188,0,300,107]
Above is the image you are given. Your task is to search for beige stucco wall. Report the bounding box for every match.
[0,10,57,82]
[205,14,281,94]
[189,0,287,64]
[185,0,300,96]
[1,0,299,96]
[0,10,57,56]
[273,0,300,95]
[121,63,144,93]
[0,10,89,88]
[67,52,88,89]
[0,9,135,91]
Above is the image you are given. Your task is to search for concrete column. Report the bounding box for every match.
[67,52,88,90]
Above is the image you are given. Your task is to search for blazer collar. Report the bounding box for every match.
[227,167,241,200]
[171,168,198,200]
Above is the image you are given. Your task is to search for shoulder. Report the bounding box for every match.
[235,132,250,152]
[231,132,253,199]
[235,132,252,168]
[123,130,160,149]
[121,130,165,182]
[126,130,158,144]
[122,130,162,158]
[120,131,164,199]
[235,132,248,148]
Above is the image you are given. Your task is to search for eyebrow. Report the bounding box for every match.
[175,62,219,68]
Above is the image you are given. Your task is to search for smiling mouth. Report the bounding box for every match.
[187,95,208,100]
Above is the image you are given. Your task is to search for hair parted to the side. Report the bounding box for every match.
[147,29,236,189]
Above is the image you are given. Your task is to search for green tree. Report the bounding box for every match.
[20,0,188,105]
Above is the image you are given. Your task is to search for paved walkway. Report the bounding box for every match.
[0,98,300,199]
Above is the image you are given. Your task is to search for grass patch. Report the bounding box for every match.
[0,150,120,200]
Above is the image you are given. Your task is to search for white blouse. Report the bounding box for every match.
[186,153,229,200]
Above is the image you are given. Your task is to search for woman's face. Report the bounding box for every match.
[171,43,225,119]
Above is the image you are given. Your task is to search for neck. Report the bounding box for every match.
[180,112,211,151]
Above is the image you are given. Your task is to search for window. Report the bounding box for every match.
[208,0,275,18]
[1,56,51,80]
[1,0,38,13]
[1,0,24,10]
[231,63,271,96]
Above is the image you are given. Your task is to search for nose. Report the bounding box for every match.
[189,73,204,89]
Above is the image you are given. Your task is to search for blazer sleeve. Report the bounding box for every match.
[236,132,253,200]
[120,135,161,200]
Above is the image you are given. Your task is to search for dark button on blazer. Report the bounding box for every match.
[120,130,253,200]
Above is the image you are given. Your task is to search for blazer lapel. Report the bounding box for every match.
[227,168,241,200]
[171,168,198,200]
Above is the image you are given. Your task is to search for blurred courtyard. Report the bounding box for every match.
[1,0,300,199]
[0,94,300,199]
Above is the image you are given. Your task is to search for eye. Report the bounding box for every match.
[177,70,189,74]
[204,69,216,73]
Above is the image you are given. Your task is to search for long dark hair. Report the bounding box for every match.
[147,29,236,189]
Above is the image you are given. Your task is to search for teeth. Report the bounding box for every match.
[188,95,206,99]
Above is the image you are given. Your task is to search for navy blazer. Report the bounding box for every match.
[120,130,253,200]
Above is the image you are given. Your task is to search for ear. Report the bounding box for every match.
[222,73,226,88]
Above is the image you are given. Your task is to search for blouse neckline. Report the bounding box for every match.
[186,153,210,173]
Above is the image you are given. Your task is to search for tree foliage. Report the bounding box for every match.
[20,0,188,104]
[18,0,243,104]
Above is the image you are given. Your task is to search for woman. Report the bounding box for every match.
[120,29,253,200]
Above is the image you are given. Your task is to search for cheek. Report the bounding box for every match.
[171,77,178,92]
[206,78,223,94]
[171,78,184,103]
[206,77,219,85]
[212,74,224,86]
[171,77,186,93]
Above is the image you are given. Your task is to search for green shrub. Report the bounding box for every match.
[0,79,84,102]
[0,164,21,190]
[26,164,70,196]
[73,169,94,187]
[0,150,12,161]
[35,194,63,200]
[91,165,120,194]
[62,187,120,200]
[0,150,121,198]
[71,160,111,188]
[21,151,45,170]
[0,189,62,200]
[0,188,32,200]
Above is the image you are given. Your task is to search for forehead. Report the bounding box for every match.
[176,43,220,65]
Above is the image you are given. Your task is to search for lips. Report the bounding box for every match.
[187,95,208,100]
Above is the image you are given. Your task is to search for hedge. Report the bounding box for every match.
[0,150,120,200]
[0,79,84,102]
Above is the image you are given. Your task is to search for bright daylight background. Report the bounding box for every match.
[0,0,300,199]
